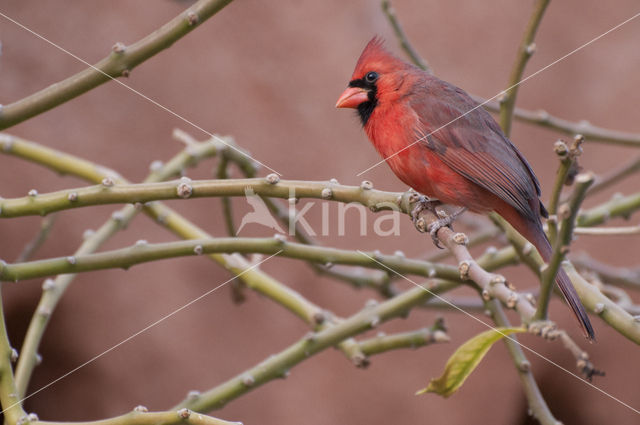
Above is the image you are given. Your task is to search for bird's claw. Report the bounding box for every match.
[409,194,440,223]
[427,215,455,249]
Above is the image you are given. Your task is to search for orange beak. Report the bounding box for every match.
[335,87,369,109]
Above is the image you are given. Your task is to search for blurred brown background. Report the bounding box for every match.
[1,0,640,424]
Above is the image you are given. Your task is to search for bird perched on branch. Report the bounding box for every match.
[336,37,594,340]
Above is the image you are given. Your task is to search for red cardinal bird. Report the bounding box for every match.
[336,38,594,340]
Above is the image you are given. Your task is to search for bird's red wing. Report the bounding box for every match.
[410,78,544,223]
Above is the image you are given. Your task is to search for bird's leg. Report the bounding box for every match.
[426,207,468,248]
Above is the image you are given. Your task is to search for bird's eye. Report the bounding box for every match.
[365,71,379,83]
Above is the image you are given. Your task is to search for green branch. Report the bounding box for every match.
[498,0,550,136]
[0,0,234,129]
[13,134,222,398]
[37,409,241,425]
[0,177,404,218]
[0,288,27,425]
[536,173,593,321]
[577,191,640,227]
[173,280,457,412]
[488,300,558,425]
[0,237,462,283]
[547,137,583,244]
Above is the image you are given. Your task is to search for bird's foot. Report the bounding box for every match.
[409,194,441,224]
[427,207,468,248]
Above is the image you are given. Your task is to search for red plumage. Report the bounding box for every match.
[337,38,594,340]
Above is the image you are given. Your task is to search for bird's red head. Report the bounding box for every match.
[336,37,411,125]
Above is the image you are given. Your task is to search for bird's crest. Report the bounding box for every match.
[352,36,410,79]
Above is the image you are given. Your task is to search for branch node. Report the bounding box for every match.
[66,256,76,265]
[452,232,469,245]
[177,408,191,419]
[593,303,605,314]
[312,310,326,325]
[525,42,537,55]
[554,139,569,157]
[133,405,148,413]
[112,42,126,53]
[351,353,370,368]
[193,245,203,255]
[433,330,450,343]
[28,189,38,197]
[186,390,201,401]
[481,289,491,302]
[458,260,471,280]
[519,359,531,372]
[11,348,18,363]
[273,233,287,243]
[42,278,56,291]
[265,173,279,184]
[360,180,373,190]
[321,187,333,199]
[177,180,193,199]
[67,192,78,202]
[186,11,199,26]
[241,373,255,387]
[369,315,381,328]
[102,176,115,187]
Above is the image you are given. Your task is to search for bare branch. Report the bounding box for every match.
[0,0,234,129]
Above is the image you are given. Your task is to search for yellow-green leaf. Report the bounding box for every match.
[416,327,526,398]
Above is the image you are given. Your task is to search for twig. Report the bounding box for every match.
[172,280,457,412]
[487,300,558,425]
[409,200,539,325]
[15,214,57,262]
[572,253,640,291]
[574,224,640,236]
[547,137,583,244]
[561,154,640,203]
[499,0,550,136]
[0,287,27,425]
[215,157,237,237]
[357,325,449,357]
[492,213,640,344]
[577,191,640,227]
[13,136,222,398]
[535,172,594,321]
[0,0,235,129]
[0,237,462,283]
[36,409,241,425]
[380,0,430,72]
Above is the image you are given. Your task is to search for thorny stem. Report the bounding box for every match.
[498,0,550,136]
[0,0,235,129]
